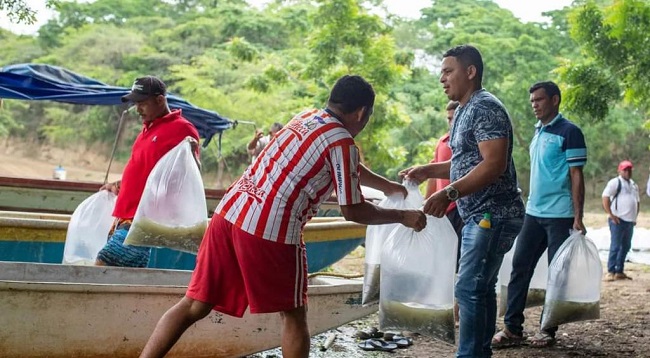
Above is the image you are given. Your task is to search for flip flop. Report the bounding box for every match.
[357,339,398,352]
[491,329,524,348]
[527,332,556,347]
[392,336,413,348]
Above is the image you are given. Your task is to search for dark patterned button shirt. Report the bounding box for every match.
[449,89,525,222]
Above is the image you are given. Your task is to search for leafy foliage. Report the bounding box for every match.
[564,0,650,116]
[0,0,648,193]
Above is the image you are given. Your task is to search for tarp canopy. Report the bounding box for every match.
[0,64,233,146]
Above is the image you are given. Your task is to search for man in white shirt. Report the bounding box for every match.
[602,160,640,281]
[247,122,283,163]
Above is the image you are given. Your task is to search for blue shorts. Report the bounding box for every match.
[96,221,151,267]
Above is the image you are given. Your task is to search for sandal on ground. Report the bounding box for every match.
[527,332,556,347]
[615,272,633,280]
[390,335,414,348]
[357,339,398,352]
[491,329,524,348]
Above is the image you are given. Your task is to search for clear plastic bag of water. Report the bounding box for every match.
[63,190,116,265]
[497,238,548,316]
[379,214,458,343]
[541,231,602,330]
[124,138,207,254]
[362,180,423,306]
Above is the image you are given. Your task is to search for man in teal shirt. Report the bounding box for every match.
[492,81,587,348]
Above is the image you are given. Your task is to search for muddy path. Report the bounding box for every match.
[250,263,650,358]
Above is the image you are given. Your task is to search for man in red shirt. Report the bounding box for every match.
[426,100,463,239]
[96,76,200,268]
[425,100,464,323]
[139,75,427,358]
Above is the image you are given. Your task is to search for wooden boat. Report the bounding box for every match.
[0,211,366,273]
[0,261,376,357]
[0,175,343,216]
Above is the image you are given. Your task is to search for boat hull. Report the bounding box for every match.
[0,176,343,216]
[0,212,365,273]
[0,262,375,357]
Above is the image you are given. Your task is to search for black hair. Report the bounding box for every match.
[270,122,283,132]
[529,81,561,105]
[443,45,484,85]
[328,75,375,114]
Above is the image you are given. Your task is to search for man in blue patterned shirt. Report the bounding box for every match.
[401,45,525,358]
[492,81,587,349]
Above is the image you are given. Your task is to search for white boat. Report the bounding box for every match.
[0,212,367,273]
[0,261,376,357]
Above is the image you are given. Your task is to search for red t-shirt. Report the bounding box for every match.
[431,132,456,212]
[113,110,200,219]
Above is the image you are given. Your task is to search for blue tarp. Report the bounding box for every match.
[0,64,233,146]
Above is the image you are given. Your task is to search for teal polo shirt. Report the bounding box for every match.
[527,114,587,218]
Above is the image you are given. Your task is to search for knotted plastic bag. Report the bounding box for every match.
[379,214,458,343]
[362,181,423,306]
[497,238,548,316]
[541,231,602,330]
[63,190,116,265]
[124,138,208,254]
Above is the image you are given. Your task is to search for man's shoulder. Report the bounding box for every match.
[166,115,199,134]
[464,91,508,121]
[287,110,351,141]
[555,117,584,134]
[471,91,506,110]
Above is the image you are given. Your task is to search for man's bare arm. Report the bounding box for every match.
[570,166,586,232]
[340,201,426,232]
[359,164,406,198]
[449,138,508,197]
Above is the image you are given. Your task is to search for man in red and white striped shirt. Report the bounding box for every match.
[141,75,427,358]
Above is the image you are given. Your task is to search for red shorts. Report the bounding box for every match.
[186,215,308,317]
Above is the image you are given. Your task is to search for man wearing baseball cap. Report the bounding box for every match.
[96,76,200,267]
[602,160,640,281]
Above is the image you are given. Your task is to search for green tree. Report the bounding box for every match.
[306,0,410,175]
[0,0,59,24]
[562,0,650,119]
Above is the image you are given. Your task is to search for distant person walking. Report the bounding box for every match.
[602,160,639,281]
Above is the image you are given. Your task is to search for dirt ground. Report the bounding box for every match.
[0,138,124,182]
[287,209,650,358]
[281,253,650,358]
[3,140,649,357]
[245,207,650,358]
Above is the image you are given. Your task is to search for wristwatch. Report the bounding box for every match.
[444,185,460,201]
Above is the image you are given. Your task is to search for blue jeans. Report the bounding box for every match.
[504,215,573,338]
[456,215,523,358]
[607,218,634,273]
